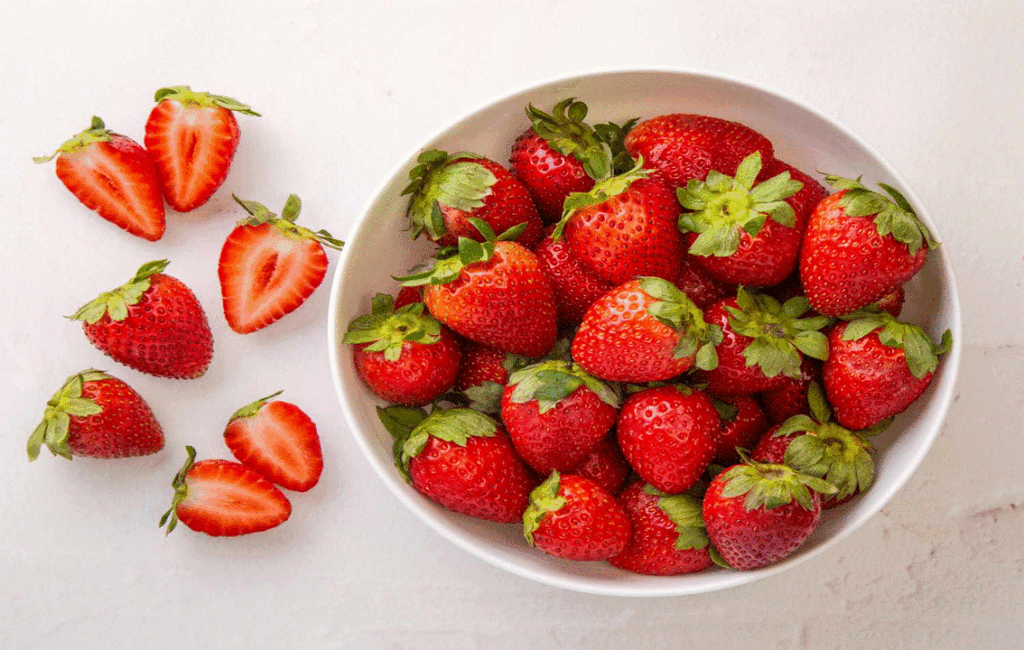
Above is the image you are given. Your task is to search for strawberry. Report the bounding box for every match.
[553,162,685,286]
[570,434,632,496]
[500,360,621,474]
[403,150,544,248]
[398,219,558,358]
[379,406,538,523]
[677,153,825,287]
[219,194,343,334]
[27,369,164,461]
[523,471,632,561]
[392,285,425,311]
[874,286,905,318]
[35,116,165,241]
[673,254,732,310]
[571,277,721,383]
[533,227,615,325]
[452,340,529,413]
[608,482,714,576]
[757,357,821,424]
[623,113,774,188]
[344,293,462,407]
[70,260,214,379]
[223,391,324,492]
[823,310,952,430]
[711,394,770,465]
[144,86,259,212]
[698,288,830,396]
[702,457,836,570]
[616,384,721,494]
[160,446,291,537]
[799,175,939,316]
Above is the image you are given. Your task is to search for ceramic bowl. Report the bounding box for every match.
[327,69,961,596]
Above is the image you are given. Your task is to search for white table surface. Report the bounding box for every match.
[3,2,1022,649]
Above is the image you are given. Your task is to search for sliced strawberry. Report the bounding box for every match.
[223,392,323,492]
[160,446,291,537]
[144,86,259,212]
[218,194,343,334]
[35,117,165,241]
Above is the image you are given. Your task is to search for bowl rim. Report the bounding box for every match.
[326,66,963,597]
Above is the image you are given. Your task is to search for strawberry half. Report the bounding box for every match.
[219,194,343,334]
[223,391,324,492]
[35,117,165,241]
[160,446,292,537]
[144,86,259,212]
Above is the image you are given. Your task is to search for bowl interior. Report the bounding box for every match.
[327,69,961,596]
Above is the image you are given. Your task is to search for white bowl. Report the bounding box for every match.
[327,69,962,596]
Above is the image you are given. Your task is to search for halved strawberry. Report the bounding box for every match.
[35,116,165,241]
[223,392,324,492]
[160,446,291,537]
[218,194,343,334]
[144,86,259,212]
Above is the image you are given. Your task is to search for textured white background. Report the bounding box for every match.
[2,1,1022,649]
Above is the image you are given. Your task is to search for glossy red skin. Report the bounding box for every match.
[563,174,684,286]
[177,459,292,537]
[750,425,859,510]
[453,340,509,392]
[875,286,905,318]
[224,400,324,492]
[624,113,774,187]
[392,285,425,311]
[145,99,240,213]
[570,435,631,496]
[424,241,558,358]
[800,190,928,317]
[55,133,166,241]
[534,229,615,325]
[713,395,770,465]
[758,357,821,424]
[686,159,828,287]
[409,427,537,523]
[501,384,618,475]
[609,481,714,576]
[616,386,720,494]
[66,377,164,458]
[673,255,732,310]
[703,467,823,570]
[352,326,462,407]
[572,279,699,383]
[699,296,790,396]
[529,474,632,561]
[823,321,935,430]
[509,129,595,223]
[431,157,544,249]
[83,273,214,379]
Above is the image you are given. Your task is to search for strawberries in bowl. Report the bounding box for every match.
[328,70,961,596]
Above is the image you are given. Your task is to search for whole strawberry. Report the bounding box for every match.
[500,360,621,474]
[823,310,952,430]
[533,227,615,325]
[27,369,164,461]
[616,384,720,494]
[570,434,632,496]
[571,277,721,383]
[220,194,343,334]
[758,357,821,424]
[344,293,462,407]
[523,471,632,561]
[609,482,714,576]
[712,394,770,465]
[673,254,732,310]
[702,458,836,570]
[799,175,939,316]
[403,149,544,248]
[380,406,538,523]
[144,86,259,212]
[35,116,165,241]
[70,260,214,379]
[452,340,530,414]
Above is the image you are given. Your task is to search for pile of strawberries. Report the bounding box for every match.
[29,87,342,537]
[343,98,952,574]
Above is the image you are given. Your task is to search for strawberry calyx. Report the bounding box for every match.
[159,445,199,534]
[153,86,260,116]
[395,218,524,287]
[27,369,111,461]
[638,276,723,369]
[402,149,495,240]
[33,116,112,163]
[526,97,614,181]
[718,453,837,512]
[343,293,444,361]
[592,117,640,175]
[554,157,650,232]
[678,151,804,258]
[823,174,940,256]
[378,406,498,482]
[69,259,170,324]
[642,483,711,551]
[839,308,953,379]
[725,287,832,379]
[506,359,621,414]
[232,194,343,250]
[523,471,568,545]
[228,390,284,421]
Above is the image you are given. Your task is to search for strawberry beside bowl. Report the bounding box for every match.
[327,69,961,596]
